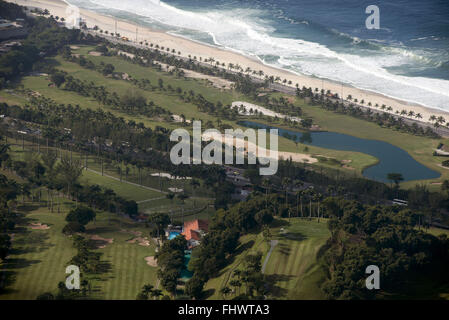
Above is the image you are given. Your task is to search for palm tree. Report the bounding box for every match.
[150,289,163,300]
[262,178,270,209]
[314,193,323,222]
[306,188,315,219]
[282,177,291,207]
[220,286,231,299]
[387,173,403,189]
[229,279,242,296]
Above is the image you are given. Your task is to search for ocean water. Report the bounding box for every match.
[67,0,449,111]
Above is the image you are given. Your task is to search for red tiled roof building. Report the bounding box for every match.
[182,219,209,241]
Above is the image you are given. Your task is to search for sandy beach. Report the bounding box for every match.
[8,0,449,125]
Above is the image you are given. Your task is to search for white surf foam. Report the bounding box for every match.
[68,0,449,111]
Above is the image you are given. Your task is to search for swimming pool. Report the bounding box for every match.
[168,231,180,240]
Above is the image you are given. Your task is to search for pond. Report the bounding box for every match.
[238,120,440,183]
[181,251,193,280]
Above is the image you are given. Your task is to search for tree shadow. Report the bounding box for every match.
[270,219,290,228]
[85,226,118,234]
[0,271,17,294]
[202,288,215,299]
[264,274,293,298]
[234,240,255,256]
[281,232,306,242]
[1,258,41,269]
[276,242,291,256]
[17,204,41,212]
[95,260,113,275]
[12,231,53,254]
[43,58,61,68]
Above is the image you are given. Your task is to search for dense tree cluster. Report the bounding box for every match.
[0,100,226,187]
[63,206,96,234]
[189,196,270,289]
[0,8,95,87]
[155,235,188,295]
[321,197,449,299]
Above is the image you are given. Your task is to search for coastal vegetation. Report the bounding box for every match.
[1,1,449,301]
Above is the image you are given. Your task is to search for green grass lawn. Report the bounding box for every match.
[203,231,270,299]
[76,45,242,105]
[264,218,330,299]
[203,218,330,300]
[0,203,77,299]
[83,213,158,300]
[0,201,159,300]
[4,43,448,189]
[425,227,449,238]
[52,55,223,124]
[80,169,163,202]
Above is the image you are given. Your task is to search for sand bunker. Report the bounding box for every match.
[90,234,113,249]
[183,69,233,89]
[202,131,317,164]
[231,101,301,122]
[145,256,158,267]
[29,222,50,230]
[157,61,233,89]
[127,237,150,246]
[118,50,135,59]
[171,114,192,124]
[88,51,102,56]
[151,172,191,180]
[168,187,184,193]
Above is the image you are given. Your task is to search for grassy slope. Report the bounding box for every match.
[3,45,448,181]
[0,200,159,300]
[80,169,162,202]
[0,204,77,300]
[2,46,380,173]
[204,218,330,300]
[204,231,269,299]
[84,214,158,300]
[264,218,330,299]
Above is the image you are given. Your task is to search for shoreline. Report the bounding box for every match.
[8,0,449,126]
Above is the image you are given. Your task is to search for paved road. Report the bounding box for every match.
[261,239,279,274]
[136,197,166,204]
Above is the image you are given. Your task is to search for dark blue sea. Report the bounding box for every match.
[68,0,449,111]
